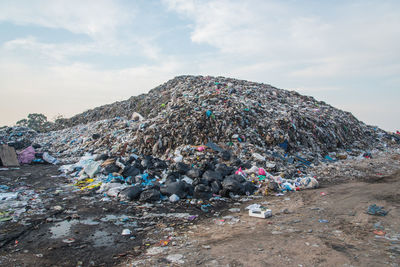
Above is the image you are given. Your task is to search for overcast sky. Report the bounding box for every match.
[0,0,399,131]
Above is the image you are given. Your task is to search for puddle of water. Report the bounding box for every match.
[90,230,115,248]
[50,220,78,239]
[100,214,118,222]
[124,221,138,227]
[79,218,100,225]
[100,214,136,226]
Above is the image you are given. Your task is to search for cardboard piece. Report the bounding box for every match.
[0,145,20,167]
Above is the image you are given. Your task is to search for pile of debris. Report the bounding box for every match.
[0,126,37,150]
[35,75,390,161]
[54,151,319,204]
[2,75,395,202]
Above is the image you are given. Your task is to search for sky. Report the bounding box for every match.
[0,0,399,131]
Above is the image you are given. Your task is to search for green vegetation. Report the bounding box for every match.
[16,113,53,132]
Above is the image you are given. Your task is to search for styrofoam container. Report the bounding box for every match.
[249,208,272,218]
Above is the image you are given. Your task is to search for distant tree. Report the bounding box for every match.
[15,113,53,132]
[53,114,67,128]
[27,113,47,127]
[53,114,64,122]
[16,118,28,127]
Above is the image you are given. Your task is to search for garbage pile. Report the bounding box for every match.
[56,151,319,203]
[4,75,393,202]
[38,75,387,156]
[49,75,385,156]
[0,126,38,150]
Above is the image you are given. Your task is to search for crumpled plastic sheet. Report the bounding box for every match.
[18,146,35,164]
[367,204,388,216]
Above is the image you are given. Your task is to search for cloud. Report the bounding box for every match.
[0,1,165,62]
[133,37,162,60]
[3,36,100,61]
[164,0,328,56]
[0,0,133,39]
[2,35,152,63]
[164,0,400,81]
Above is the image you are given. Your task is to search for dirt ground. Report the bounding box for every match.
[1,153,399,267]
[123,154,400,267]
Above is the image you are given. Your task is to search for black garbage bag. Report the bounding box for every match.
[215,163,233,177]
[222,176,245,195]
[202,170,223,183]
[242,181,257,195]
[187,168,203,179]
[193,184,212,199]
[175,162,190,175]
[122,165,140,178]
[211,180,222,194]
[219,150,231,161]
[104,163,120,174]
[119,186,142,201]
[160,181,187,199]
[139,189,160,202]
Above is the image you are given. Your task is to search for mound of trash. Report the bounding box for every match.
[2,75,395,202]
[38,75,387,158]
[0,126,37,150]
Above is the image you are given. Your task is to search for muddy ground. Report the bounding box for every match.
[1,153,400,267]
[0,165,232,267]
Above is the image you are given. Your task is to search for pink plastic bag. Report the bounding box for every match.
[18,146,35,164]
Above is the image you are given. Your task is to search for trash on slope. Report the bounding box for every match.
[0,75,395,204]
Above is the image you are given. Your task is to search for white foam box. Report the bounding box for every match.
[249,208,272,219]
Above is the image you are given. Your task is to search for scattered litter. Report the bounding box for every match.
[166,254,184,264]
[245,204,261,210]
[121,229,132,236]
[62,238,75,244]
[229,208,241,213]
[201,204,211,213]
[187,215,198,221]
[367,204,388,216]
[249,207,272,219]
[146,246,166,255]
[159,239,170,246]
[271,231,283,235]
[0,210,13,222]
[373,230,386,236]
[169,194,180,202]
[374,221,384,230]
